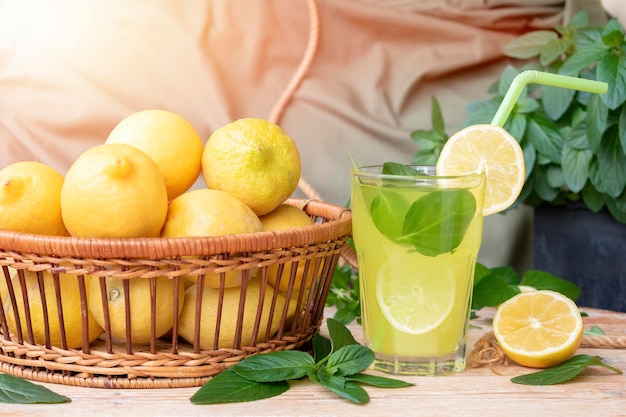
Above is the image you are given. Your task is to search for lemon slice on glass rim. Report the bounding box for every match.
[436,124,526,216]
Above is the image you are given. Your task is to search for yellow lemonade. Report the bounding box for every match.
[351,165,484,375]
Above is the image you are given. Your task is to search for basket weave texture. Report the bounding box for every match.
[0,198,352,388]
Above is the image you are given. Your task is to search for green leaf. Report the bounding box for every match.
[315,370,370,404]
[601,19,625,48]
[542,84,575,120]
[473,262,492,285]
[313,333,332,363]
[326,344,374,376]
[430,96,446,136]
[346,373,413,388]
[564,121,590,150]
[581,182,606,212]
[589,128,626,198]
[327,317,359,351]
[382,162,421,176]
[398,189,476,256]
[511,355,622,386]
[587,93,609,153]
[559,43,609,75]
[520,270,581,301]
[540,37,568,66]
[597,53,626,110]
[190,368,289,404]
[561,145,592,193]
[231,351,315,382]
[605,188,626,223]
[0,374,71,404]
[526,114,562,163]
[584,325,605,336]
[370,189,410,241]
[472,273,520,310]
[503,30,559,59]
[620,105,626,154]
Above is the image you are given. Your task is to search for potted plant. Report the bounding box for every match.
[411,11,626,312]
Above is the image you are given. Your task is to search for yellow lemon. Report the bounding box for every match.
[202,118,301,216]
[178,277,295,350]
[0,161,69,236]
[436,124,525,216]
[2,270,103,349]
[106,109,204,200]
[259,204,315,293]
[88,276,185,345]
[492,290,583,368]
[160,188,262,288]
[61,143,168,238]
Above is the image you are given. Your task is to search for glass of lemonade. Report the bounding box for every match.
[351,164,485,375]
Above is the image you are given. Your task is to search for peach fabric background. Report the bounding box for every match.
[0,0,608,270]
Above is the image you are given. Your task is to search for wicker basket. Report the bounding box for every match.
[0,198,352,388]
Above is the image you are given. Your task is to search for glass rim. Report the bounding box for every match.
[351,164,484,181]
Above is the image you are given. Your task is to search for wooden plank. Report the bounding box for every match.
[0,307,624,417]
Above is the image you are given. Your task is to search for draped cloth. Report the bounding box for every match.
[0,0,607,269]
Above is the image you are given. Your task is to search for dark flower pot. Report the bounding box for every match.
[533,203,626,312]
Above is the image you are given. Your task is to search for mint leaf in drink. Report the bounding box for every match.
[190,368,289,404]
[400,189,476,256]
[326,344,374,376]
[511,355,623,386]
[0,374,71,404]
[232,350,314,382]
[370,190,410,241]
[382,162,422,176]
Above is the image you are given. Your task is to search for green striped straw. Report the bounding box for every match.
[490,70,608,127]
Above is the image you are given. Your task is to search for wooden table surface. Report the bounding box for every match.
[1,307,624,417]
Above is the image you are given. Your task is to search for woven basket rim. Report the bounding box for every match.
[0,198,352,259]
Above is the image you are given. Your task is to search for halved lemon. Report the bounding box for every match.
[375,256,456,335]
[436,124,525,216]
[492,290,583,368]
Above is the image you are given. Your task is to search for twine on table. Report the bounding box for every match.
[470,331,626,369]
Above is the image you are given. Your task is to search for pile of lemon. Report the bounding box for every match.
[0,111,311,350]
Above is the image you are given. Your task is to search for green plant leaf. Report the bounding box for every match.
[313,333,333,363]
[0,374,71,404]
[585,325,605,336]
[315,370,370,404]
[231,351,315,382]
[561,145,592,193]
[581,182,606,212]
[542,84,575,120]
[620,105,626,154]
[511,355,622,386]
[398,189,476,256]
[326,344,374,376]
[605,188,626,223]
[327,317,359,351]
[503,30,558,59]
[526,114,562,163]
[564,121,590,150]
[520,270,581,301]
[601,19,625,48]
[596,53,626,110]
[370,189,410,241]
[190,368,289,404]
[589,127,626,197]
[559,42,609,75]
[540,37,569,66]
[430,96,446,136]
[346,373,413,388]
[472,274,520,310]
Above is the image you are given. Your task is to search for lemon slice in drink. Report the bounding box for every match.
[375,255,456,335]
[436,124,525,216]
[492,290,583,368]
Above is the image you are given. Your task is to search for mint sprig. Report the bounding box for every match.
[190,318,412,405]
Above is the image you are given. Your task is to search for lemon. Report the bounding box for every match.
[178,277,295,350]
[88,276,185,345]
[259,204,315,293]
[375,252,456,335]
[2,270,103,349]
[492,290,583,368]
[106,109,204,200]
[160,188,263,288]
[202,118,301,216]
[0,161,69,236]
[61,143,168,238]
[436,124,525,216]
